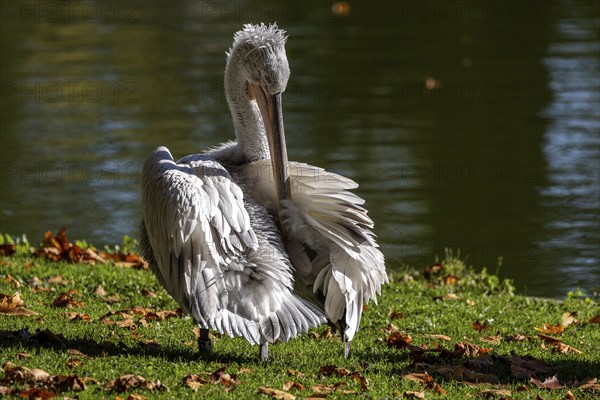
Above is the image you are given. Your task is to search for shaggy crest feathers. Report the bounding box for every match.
[226,23,288,60]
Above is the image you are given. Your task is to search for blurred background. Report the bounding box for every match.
[1,0,598,297]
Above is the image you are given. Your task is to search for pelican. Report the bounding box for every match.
[140,23,387,362]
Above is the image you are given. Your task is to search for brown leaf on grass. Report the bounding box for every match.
[388,309,404,319]
[530,375,563,389]
[127,395,148,400]
[64,312,91,322]
[386,331,413,349]
[509,354,552,379]
[589,315,600,324]
[423,333,452,342]
[318,364,351,378]
[560,312,578,327]
[188,366,240,389]
[104,374,167,393]
[444,275,459,285]
[51,290,83,308]
[46,275,68,285]
[93,285,106,297]
[506,333,533,342]
[424,262,444,279]
[4,274,21,288]
[0,243,16,256]
[282,381,304,391]
[403,391,426,399]
[15,352,31,360]
[141,288,157,298]
[0,292,39,316]
[552,342,582,355]
[473,320,491,332]
[534,323,564,335]
[537,334,581,354]
[100,252,149,270]
[480,334,502,344]
[35,228,103,264]
[352,371,369,391]
[310,384,336,395]
[183,374,208,390]
[433,293,460,302]
[286,369,305,378]
[49,375,86,392]
[562,390,576,400]
[3,365,51,383]
[477,388,512,398]
[259,387,297,400]
[402,373,432,383]
[576,378,600,392]
[13,387,57,399]
[455,341,490,357]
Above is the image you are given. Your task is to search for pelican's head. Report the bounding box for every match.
[227,23,290,95]
[227,23,291,203]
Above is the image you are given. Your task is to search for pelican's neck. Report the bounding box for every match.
[224,51,269,163]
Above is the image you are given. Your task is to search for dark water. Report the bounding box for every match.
[1,1,599,298]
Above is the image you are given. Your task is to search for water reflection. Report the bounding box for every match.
[0,1,598,297]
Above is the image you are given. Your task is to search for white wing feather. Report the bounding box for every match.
[242,160,388,341]
[140,147,325,345]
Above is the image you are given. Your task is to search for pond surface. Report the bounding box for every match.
[1,1,599,297]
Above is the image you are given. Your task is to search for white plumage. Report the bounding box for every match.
[140,23,387,361]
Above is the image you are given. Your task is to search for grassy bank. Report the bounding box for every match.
[1,233,599,399]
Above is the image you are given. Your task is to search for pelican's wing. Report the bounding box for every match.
[140,147,324,345]
[243,160,388,341]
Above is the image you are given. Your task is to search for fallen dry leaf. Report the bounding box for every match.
[562,390,576,400]
[552,342,582,355]
[589,315,600,324]
[455,341,490,357]
[473,320,491,332]
[509,354,552,379]
[480,334,502,344]
[576,377,600,392]
[52,290,83,308]
[259,386,296,400]
[183,374,208,391]
[477,388,512,398]
[403,390,425,398]
[423,333,452,342]
[530,375,563,389]
[13,387,57,399]
[282,380,304,391]
[104,374,167,393]
[64,312,91,322]
[4,274,21,288]
[46,274,68,285]
[560,312,578,327]
[141,288,157,298]
[0,243,16,256]
[534,323,564,335]
[286,369,305,378]
[386,331,413,349]
[0,292,39,316]
[310,383,336,395]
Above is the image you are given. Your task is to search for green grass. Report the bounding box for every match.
[1,239,599,399]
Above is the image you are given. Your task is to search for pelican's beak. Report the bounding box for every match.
[249,83,291,209]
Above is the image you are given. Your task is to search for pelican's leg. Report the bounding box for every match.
[198,328,212,353]
[259,342,269,362]
[343,334,351,358]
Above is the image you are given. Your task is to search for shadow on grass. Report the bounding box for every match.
[0,327,257,365]
[352,344,600,387]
